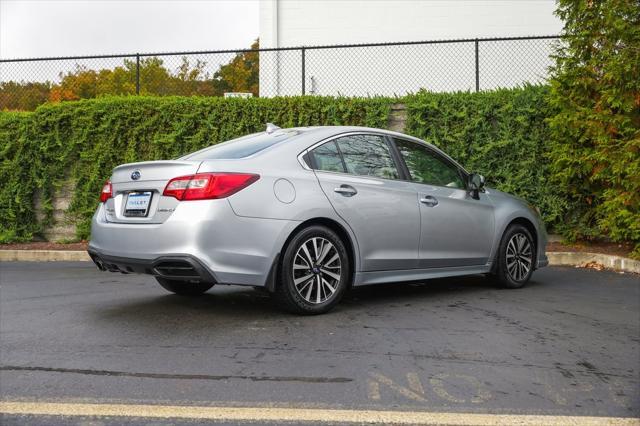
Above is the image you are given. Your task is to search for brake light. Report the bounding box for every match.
[100,180,112,202]
[163,173,260,201]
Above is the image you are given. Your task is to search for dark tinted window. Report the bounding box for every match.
[181,132,294,160]
[336,134,398,179]
[310,141,345,173]
[394,139,464,188]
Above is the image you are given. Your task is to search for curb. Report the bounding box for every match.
[0,250,91,262]
[546,251,640,274]
[1,249,639,274]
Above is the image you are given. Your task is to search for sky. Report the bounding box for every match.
[0,0,259,59]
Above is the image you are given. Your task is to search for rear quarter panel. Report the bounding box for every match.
[196,154,333,222]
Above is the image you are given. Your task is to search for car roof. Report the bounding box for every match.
[188,125,467,175]
[287,125,423,140]
[263,125,430,151]
[268,126,468,173]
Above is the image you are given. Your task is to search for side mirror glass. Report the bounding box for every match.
[468,173,485,199]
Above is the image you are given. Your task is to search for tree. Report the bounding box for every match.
[213,39,259,96]
[0,81,51,111]
[548,0,640,255]
[49,65,99,102]
[0,39,261,110]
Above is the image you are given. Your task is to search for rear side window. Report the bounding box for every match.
[310,141,345,173]
[310,134,399,180]
[181,132,293,160]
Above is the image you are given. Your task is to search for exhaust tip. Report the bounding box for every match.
[91,256,107,271]
[154,260,200,278]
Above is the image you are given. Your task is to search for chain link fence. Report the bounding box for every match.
[0,36,559,111]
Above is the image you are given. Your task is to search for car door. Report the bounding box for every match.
[308,133,420,271]
[392,138,495,268]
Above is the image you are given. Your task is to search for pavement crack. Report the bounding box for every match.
[0,365,352,384]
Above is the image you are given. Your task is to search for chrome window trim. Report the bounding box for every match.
[310,168,403,185]
[298,131,469,175]
[298,131,470,192]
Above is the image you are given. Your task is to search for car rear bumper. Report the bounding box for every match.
[89,199,299,287]
[88,250,217,284]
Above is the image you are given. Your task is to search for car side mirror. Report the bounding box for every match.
[468,173,485,200]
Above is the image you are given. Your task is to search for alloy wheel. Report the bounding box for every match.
[292,237,342,304]
[506,233,533,282]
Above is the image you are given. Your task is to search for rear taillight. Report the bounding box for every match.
[100,180,112,202]
[163,173,259,201]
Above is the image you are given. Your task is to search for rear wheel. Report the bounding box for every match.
[155,277,214,296]
[495,224,535,289]
[274,225,351,315]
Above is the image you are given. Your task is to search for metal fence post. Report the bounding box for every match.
[301,47,306,95]
[135,53,140,95]
[474,39,479,92]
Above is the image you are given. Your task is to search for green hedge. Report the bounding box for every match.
[404,85,566,229]
[1,89,637,256]
[0,95,391,241]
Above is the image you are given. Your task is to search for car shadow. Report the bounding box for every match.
[92,273,547,331]
[95,285,280,321]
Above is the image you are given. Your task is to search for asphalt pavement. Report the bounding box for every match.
[0,261,638,424]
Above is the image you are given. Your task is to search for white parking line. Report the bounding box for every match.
[1,401,638,425]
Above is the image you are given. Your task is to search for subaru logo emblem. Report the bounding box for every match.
[131,170,141,180]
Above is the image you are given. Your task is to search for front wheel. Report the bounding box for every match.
[274,225,351,315]
[495,224,535,289]
[155,277,214,296]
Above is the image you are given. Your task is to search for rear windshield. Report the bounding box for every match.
[180,131,296,160]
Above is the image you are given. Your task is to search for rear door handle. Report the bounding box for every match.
[334,185,357,197]
[420,195,438,207]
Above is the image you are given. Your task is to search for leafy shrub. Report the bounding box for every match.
[548,0,640,256]
[0,112,38,242]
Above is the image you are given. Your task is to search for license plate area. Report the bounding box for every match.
[124,191,153,217]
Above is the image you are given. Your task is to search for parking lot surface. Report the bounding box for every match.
[1,262,638,424]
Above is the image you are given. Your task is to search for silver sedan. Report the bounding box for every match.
[89,125,548,314]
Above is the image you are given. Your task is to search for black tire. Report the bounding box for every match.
[495,224,536,289]
[274,225,351,315]
[155,277,214,296]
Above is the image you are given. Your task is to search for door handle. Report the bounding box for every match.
[334,185,357,197]
[420,195,438,207]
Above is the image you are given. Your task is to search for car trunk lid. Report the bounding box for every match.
[105,160,202,224]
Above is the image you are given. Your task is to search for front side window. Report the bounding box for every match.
[394,139,465,188]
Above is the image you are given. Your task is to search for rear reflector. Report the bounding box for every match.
[163,173,259,201]
[100,180,112,202]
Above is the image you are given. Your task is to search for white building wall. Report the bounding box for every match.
[259,0,563,97]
